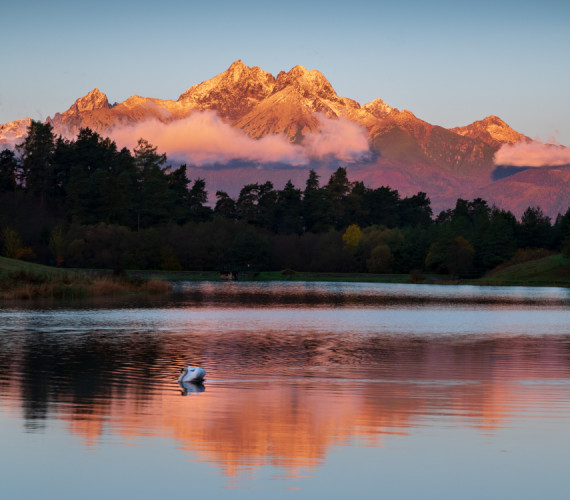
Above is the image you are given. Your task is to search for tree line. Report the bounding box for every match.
[1,121,569,276]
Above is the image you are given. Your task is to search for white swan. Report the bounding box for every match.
[179,381,206,395]
[178,366,206,383]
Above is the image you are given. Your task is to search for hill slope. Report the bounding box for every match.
[479,254,570,286]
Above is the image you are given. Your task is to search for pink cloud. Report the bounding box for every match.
[109,111,370,167]
[303,113,371,162]
[110,111,305,166]
[494,141,570,167]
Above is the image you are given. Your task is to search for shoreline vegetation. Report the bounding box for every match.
[0,256,172,300]
[2,254,570,302]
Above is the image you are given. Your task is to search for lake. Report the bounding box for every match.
[1,282,569,499]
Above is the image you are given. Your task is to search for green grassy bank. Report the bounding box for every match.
[0,257,172,300]
[3,252,569,300]
[477,254,570,287]
[132,255,570,287]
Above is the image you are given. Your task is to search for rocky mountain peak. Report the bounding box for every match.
[177,60,276,120]
[66,88,110,114]
[481,115,506,126]
[451,115,526,147]
[363,98,394,118]
[179,61,274,101]
[287,65,309,79]
[225,59,248,81]
[273,65,337,101]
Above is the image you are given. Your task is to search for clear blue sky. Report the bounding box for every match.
[1,0,569,145]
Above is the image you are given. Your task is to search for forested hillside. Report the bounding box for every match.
[1,122,569,276]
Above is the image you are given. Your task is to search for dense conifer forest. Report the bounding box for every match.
[1,121,569,276]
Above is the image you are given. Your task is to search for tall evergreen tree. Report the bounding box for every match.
[0,149,18,193]
[365,186,400,227]
[275,180,303,234]
[188,178,212,223]
[133,139,170,228]
[302,170,330,232]
[399,192,432,227]
[326,167,351,229]
[236,183,261,225]
[17,120,56,203]
[519,206,552,248]
[214,191,237,219]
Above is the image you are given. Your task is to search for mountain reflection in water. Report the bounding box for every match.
[0,282,570,496]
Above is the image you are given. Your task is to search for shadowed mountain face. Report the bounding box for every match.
[1,60,567,216]
[473,165,570,217]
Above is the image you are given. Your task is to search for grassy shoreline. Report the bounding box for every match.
[129,255,570,288]
[0,257,172,300]
[476,254,570,287]
[3,253,569,300]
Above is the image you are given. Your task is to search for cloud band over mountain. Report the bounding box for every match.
[110,111,370,167]
[494,141,570,167]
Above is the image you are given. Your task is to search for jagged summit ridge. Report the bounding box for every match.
[1,59,529,155]
[273,65,337,100]
[177,60,276,120]
[451,115,527,147]
[67,88,110,114]
[363,98,394,118]
[0,60,528,149]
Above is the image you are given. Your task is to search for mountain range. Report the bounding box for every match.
[1,60,568,217]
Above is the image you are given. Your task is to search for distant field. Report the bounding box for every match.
[478,254,570,287]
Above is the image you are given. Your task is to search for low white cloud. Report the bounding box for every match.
[303,113,371,163]
[109,111,370,167]
[494,140,570,167]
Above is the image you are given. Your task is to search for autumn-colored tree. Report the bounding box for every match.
[342,224,362,249]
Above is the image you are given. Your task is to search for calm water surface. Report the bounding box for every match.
[1,282,570,499]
